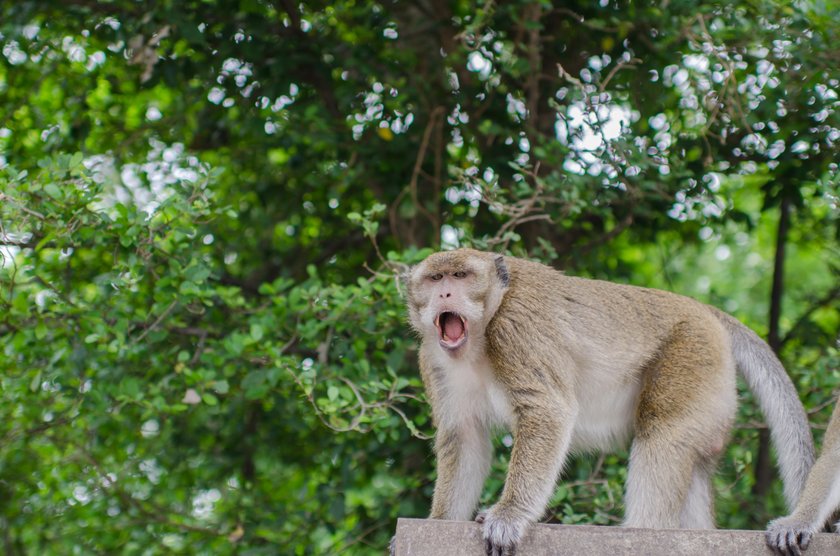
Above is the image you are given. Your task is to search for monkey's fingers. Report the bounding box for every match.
[765,527,804,556]
[481,510,524,556]
[797,530,813,551]
[766,531,784,555]
[484,538,516,556]
[771,532,795,556]
[475,510,487,524]
[782,529,804,556]
[784,530,804,556]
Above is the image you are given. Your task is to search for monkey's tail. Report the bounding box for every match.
[713,308,815,510]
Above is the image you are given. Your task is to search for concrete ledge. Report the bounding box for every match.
[393,517,840,555]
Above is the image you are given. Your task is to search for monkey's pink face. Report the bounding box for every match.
[409,272,477,354]
[407,254,499,357]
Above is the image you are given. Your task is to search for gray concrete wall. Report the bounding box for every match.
[393,517,840,555]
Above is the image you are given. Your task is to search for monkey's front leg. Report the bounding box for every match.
[429,421,493,521]
[390,422,492,556]
[480,403,575,556]
[766,447,840,555]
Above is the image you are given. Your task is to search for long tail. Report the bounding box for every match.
[712,308,815,510]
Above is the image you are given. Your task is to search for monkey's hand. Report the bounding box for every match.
[475,506,529,556]
[765,516,816,556]
[388,534,396,556]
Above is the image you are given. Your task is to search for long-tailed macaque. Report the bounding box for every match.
[767,399,840,555]
[403,249,814,556]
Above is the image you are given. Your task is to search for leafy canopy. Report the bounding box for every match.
[0,1,837,554]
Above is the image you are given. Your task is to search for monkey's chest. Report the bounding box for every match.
[436,358,514,430]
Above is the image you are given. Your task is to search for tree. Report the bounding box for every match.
[1,1,837,554]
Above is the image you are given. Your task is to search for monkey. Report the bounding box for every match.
[766,398,840,555]
[399,248,814,556]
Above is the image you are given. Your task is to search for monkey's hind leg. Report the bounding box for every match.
[623,321,736,530]
[679,458,719,528]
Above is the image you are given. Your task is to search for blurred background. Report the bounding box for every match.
[0,1,837,554]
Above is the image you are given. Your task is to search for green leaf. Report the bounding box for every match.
[327,385,339,401]
[241,370,268,400]
[29,370,43,392]
[69,152,84,168]
[184,263,211,284]
[212,380,229,394]
[44,183,62,199]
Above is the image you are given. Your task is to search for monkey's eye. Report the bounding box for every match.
[453,271,467,278]
[430,273,443,281]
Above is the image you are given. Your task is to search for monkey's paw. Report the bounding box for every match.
[476,506,529,556]
[388,534,396,556]
[765,516,816,556]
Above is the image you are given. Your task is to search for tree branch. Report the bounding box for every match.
[780,284,840,348]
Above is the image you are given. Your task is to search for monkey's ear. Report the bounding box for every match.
[494,256,509,287]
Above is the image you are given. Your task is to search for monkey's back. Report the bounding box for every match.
[487,255,730,384]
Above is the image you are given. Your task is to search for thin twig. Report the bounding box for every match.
[133,300,177,344]
[780,285,840,348]
[600,58,641,92]
[0,192,46,220]
[524,3,543,119]
[408,106,445,232]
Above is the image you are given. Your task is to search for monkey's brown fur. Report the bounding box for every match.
[767,399,840,555]
[402,249,814,556]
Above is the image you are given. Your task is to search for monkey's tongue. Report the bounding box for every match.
[443,314,465,340]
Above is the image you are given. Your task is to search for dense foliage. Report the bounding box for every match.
[0,1,837,554]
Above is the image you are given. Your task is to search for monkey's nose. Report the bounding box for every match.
[440,293,451,298]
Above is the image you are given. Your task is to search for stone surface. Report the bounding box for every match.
[393,517,840,555]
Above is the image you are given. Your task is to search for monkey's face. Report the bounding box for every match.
[406,249,506,357]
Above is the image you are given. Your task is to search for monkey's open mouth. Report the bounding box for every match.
[436,311,468,351]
